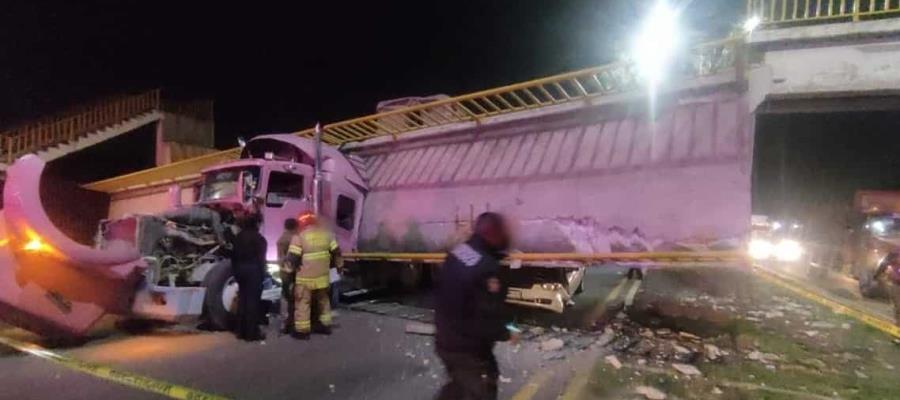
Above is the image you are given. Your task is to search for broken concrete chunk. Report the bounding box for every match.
[678,331,700,341]
[605,355,623,369]
[595,328,616,347]
[671,363,702,376]
[635,385,667,400]
[704,344,722,361]
[712,387,723,395]
[809,321,835,329]
[405,322,436,336]
[855,370,869,379]
[540,338,565,352]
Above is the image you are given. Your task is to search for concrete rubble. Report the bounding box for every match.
[634,385,667,399]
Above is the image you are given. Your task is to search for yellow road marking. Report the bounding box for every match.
[623,278,643,308]
[509,370,552,400]
[558,369,590,400]
[583,277,629,326]
[0,335,231,400]
[754,265,900,339]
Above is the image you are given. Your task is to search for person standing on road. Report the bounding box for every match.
[435,212,518,400]
[277,218,299,334]
[231,214,268,341]
[876,253,900,325]
[286,211,341,340]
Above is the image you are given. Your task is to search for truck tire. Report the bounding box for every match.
[202,260,236,331]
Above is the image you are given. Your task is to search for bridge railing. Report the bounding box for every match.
[749,0,900,26]
[2,89,161,164]
[313,37,742,146]
[84,37,743,193]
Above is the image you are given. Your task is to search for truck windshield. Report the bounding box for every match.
[200,167,260,202]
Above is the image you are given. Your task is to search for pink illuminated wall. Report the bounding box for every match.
[354,90,754,253]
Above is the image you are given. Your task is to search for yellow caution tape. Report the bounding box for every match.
[753,266,900,339]
[0,335,231,400]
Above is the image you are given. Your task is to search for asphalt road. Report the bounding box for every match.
[0,268,632,400]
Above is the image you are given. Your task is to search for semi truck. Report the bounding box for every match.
[0,133,588,337]
[0,37,750,337]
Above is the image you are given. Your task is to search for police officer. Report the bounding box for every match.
[286,212,341,340]
[435,212,518,400]
[277,218,299,334]
[231,214,268,341]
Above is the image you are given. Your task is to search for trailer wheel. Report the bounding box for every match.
[202,260,236,331]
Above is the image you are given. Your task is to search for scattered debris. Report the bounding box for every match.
[634,385,667,400]
[711,386,723,395]
[540,338,565,352]
[671,363,702,376]
[595,328,616,347]
[404,322,436,336]
[855,370,869,379]
[605,355,623,369]
[704,344,722,361]
[809,321,835,329]
[499,375,512,384]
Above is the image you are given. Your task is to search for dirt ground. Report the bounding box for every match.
[568,267,900,400]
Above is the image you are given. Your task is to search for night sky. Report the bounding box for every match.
[0,1,741,148]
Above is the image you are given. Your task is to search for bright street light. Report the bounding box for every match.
[631,0,681,87]
[743,15,761,33]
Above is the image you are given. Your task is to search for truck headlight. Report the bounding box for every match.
[774,239,803,262]
[540,283,562,291]
[748,239,774,260]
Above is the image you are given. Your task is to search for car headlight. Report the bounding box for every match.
[748,239,774,260]
[774,239,803,262]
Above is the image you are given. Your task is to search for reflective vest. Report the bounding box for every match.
[288,227,339,288]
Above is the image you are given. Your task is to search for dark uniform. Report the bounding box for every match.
[231,227,268,341]
[435,236,511,400]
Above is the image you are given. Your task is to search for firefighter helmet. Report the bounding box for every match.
[297,211,317,230]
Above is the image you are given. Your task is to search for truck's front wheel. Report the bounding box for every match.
[202,260,237,331]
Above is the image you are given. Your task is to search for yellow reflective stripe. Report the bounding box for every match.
[288,245,303,255]
[320,313,332,325]
[329,239,339,251]
[295,320,311,331]
[296,276,330,289]
[302,251,331,261]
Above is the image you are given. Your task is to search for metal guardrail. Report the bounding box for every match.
[310,38,741,146]
[344,250,746,265]
[2,90,161,165]
[84,38,742,193]
[748,0,900,26]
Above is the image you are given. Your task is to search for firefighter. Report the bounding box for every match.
[231,214,268,341]
[286,211,341,340]
[277,218,299,334]
[435,212,518,400]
